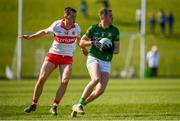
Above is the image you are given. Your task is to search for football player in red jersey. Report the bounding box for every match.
[22,7,88,115]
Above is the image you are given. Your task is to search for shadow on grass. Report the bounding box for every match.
[1,104,180,120]
[100,113,180,117]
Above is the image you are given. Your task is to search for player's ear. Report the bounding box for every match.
[64,15,67,19]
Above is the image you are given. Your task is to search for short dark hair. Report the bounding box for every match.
[64,7,77,16]
[98,8,112,16]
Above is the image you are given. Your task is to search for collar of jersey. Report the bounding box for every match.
[60,19,75,30]
[98,23,113,29]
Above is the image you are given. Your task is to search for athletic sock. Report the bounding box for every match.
[78,97,86,107]
[32,99,38,105]
[53,99,60,106]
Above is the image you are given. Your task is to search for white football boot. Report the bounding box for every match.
[71,104,85,117]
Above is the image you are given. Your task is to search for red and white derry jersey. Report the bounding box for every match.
[47,20,81,56]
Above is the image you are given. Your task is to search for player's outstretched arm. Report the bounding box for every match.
[21,28,50,40]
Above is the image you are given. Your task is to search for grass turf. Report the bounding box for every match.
[0,78,180,120]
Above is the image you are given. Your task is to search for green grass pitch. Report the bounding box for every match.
[0,78,180,120]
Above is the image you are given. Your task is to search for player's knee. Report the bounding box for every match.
[91,77,100,84]
[98,87,105,95]
[61,78,69,86]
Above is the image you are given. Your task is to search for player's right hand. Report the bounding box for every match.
[91,40,102,49]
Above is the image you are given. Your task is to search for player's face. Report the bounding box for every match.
[101,11,113,25]
[66,11,76,25]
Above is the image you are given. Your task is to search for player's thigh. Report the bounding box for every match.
[39,60,56,80]
[59,64,72,82]
[87,56,101,80]
[88,62,101,81]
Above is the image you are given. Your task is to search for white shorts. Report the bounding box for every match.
[86,55,111,73]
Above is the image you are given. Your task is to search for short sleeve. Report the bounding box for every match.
[84,25,94,39]
[115,29,120,41]
[114,28,120,41]
[47,21,58,33]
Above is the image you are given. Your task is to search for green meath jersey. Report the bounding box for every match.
[85,24,119,62]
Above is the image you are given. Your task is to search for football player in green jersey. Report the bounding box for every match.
[71,8,120,117]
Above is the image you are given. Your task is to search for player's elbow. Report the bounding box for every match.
[79,36,91,47]
[79,40,86,47]
[79,41,84,47]
[113,51,119,54]
[113,48,119,54]
[41,29,50,35]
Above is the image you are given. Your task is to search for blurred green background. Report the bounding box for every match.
[0,0,180,78]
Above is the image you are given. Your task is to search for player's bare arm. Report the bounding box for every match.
[21,28,49,40]
[79,35,92,47]
[76,37,88,56]
[113,41,120,54]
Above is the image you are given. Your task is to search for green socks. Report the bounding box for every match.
[79,97,86,106]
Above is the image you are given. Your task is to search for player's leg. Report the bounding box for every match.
[50,64,72,115]
[71,59,101,117]
[85,72,109,104]
[72,57,110,117]
[85,58,110,104]
[33,61,56,102]
[24,60,56,113]
[81,62,101,100]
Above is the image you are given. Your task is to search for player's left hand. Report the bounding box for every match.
[101,44,114,53]
[20,35,31,40]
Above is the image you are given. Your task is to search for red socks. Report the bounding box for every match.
[32,99,38,105]
[32,99,60,106]
[53,99,60,106]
